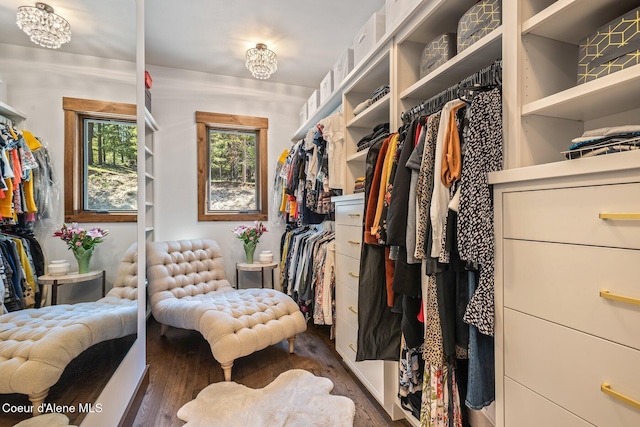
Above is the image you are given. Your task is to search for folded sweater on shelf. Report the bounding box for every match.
[564,125,640,159]
[353,99,372,116]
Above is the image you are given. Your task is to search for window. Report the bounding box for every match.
[63,97,137,223]
[196,111,268,221]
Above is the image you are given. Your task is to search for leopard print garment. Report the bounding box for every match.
[458,88,502,336]
[422,274,444,365]
[415,112,441,260]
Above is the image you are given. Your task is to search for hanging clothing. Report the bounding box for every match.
[429,100,465,259]
[356,136,401,361]
[405,122,426,265]
[415,112,441,260]
[320,111,345,190]
[280,223,335,326]
[457,87,503,336]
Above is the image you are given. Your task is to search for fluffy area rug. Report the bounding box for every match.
[13,414,75,427]
[177,369,356,427]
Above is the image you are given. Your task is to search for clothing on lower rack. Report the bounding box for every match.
[0,228,45,313]
[280,222,336,327]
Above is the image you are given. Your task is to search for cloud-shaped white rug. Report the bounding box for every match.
[177,369,355,427]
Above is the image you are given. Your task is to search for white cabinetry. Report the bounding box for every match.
[494,1,640,423]
[491,159,640,427]
[503,0,640,168]
[333,194,400,419]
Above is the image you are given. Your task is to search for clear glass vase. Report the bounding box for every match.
[243,243,256,264]
[73,247,94,274]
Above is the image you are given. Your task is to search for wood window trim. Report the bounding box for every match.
[196,111,269,222]
[63,97,137,223]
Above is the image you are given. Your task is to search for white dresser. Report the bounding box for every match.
[333,193,401,419]
[491,154,640,427]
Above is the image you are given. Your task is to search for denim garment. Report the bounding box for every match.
[465,271,495,410]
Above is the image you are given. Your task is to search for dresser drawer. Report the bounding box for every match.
[504,309,640,427]
[335,202,364,226]
[335,224,363,259]
[335,253,360,292]
[335,318,385,402]
[503,239,640,351]
[505,378,594,427]
[336,282,358,329]
[503,182,640,249]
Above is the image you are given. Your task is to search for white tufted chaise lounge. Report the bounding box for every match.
[146,239,307,381]
[0,243,138,416]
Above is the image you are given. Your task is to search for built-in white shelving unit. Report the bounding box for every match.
[0,101,27,123]
[493,1,640,427]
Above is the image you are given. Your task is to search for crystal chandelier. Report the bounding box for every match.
[16,2,71,49]
[245,43,277,80]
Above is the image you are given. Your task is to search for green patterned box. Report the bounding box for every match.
[420,33,456,79]
[578,6,640,85]
[457,0,501,54]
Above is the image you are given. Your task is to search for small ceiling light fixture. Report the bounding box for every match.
[16,2,71,49]
[245,43,277,80]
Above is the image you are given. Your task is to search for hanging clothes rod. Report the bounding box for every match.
[0,113,15,127]
[401,58,502,123]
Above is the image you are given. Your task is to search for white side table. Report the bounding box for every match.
[37,270,106,305]
[235,262,278,289]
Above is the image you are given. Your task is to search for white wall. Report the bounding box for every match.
[0,43,137,301]
[148,64,311,288]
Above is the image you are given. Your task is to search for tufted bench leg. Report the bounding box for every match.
[29,389,49,416]
[288,336,296,354]
[160,323,168,336]
[221,361,233,382]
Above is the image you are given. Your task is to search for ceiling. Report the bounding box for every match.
[0,0,386,88]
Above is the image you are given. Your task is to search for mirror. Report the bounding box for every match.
[0,1,139,424]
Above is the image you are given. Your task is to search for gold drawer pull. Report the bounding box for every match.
[348,213,361,217]
[349,344,357,353]
[348,240,361,245]
[599,213,640,220]
[348,306,358,314]
[601,383,640,410]
[348,272,359,278]
[600,290,640,307]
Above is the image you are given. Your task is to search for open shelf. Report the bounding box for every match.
[522,0,640,45]
[400,27,502,101]
[347,148,369,163]
[395,397,421,427]
[0,101,27,123]
[347,94,390,129]
[398,0,477,44]
[522,64,640,121]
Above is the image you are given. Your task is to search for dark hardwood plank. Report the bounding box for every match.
[133,319,410,427]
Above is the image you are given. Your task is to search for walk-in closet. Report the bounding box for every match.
[1,0,639,426]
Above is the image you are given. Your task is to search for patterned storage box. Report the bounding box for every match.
[578,6,640,85]
[420,33,456,79]
[457,0,501,54]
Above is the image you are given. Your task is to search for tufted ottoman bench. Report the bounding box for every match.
[0,243,138,416]
[146,239,307,381]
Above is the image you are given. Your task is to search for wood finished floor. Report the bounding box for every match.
[134,318,411,427]
[0,335,135,427]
